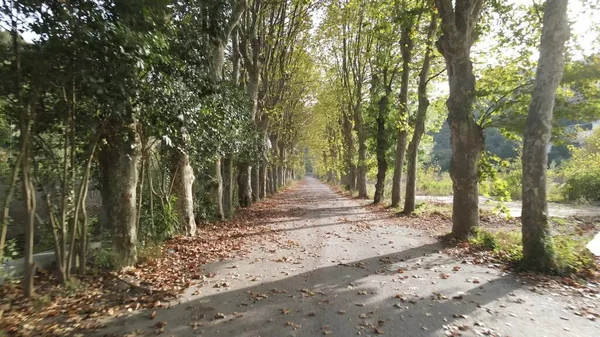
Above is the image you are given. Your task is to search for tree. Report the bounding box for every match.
[404,10,439,214]
[436,0,485,237]
[521,0,569,272]
[368,0,401,204]
[391,12,417,208]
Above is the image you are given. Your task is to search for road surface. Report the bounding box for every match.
[97,178,599,337]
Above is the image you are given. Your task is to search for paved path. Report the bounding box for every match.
[416,195,600,218]
[98,178,599,337]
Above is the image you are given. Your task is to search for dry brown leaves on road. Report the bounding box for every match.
[0,186,298,337]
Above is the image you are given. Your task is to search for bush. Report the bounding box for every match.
[93,249,120,271]
[561,129,600,203]
[468,228,597,276]
[553,236,597,276]
[469,228,523,262]
[417,165,453,196]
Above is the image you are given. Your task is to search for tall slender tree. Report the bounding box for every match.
[521,0,569,272]
[404,10,438,214]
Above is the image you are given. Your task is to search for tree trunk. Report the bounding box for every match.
[259,163,267,199]
[215,157,225,220]
[21,129,35,297]
[222,156,234,217]
[341,112,356,191]
[99,119,140,267]
[237,163,252,207]
[445,59,484,238]
[374,94,389,204]
[278,143,286,187]
[521,0,569,272]
[391,25,414,208]
[404,12,438,214]
[355,101,368,198]
[251,165,260,202]
[436,0,485,237]
[391,132,408,207]
[171,150,197,235]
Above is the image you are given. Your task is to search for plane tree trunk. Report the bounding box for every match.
[521,0,569,272]
[436,0,485,238]
[391,25,414,208]
[404,12,438,214]
[99,118,141,267]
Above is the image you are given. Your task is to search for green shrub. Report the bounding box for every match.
[139,195,179,244]
[417,165,453,196]
[468,228,597,276]
[561,129,600,202]
[469,228,523,262]
[93,249,120,271]
[553,236,597,276]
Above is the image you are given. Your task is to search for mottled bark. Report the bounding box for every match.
[21,125,35,297]
[267,165,274,195]
[341,112,356,191]
[251,165,260,202]
[171,150,197,235]
[436,0,485,237]
[521,0,569,272]
[355,101,368,198]
[374,94,389,204]
[238,163,252,207]
[99,119,141,267]
[215,157,225,220]
[222,156,234,218]
[404,13,437,214]
[278,143,286,187]
[391,25,414,208]
[259,163,267,199]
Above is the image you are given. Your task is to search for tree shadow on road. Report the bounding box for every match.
[95,242,522,337]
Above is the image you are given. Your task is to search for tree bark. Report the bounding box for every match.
[99,119,141,267]
[391,25,414,208]
[355,101,368,198]
[436,0,485,237]
[521,0,569,272]
[171,150,197,235]
[238,163,252,207]
[222,156,234,217]
[215,157,225,220]
[374,94,389,204]
[404,12,437,214]
[251,165,260,202]
[259,163,267,199]
[21,121,35,297]
[341,112,356,191]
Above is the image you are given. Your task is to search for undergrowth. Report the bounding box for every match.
[467,228,597,278]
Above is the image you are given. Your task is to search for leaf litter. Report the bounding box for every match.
[0,186,300,337]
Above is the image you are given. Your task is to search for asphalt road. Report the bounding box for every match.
[97,178,599,337]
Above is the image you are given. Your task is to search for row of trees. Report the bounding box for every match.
[0,0,315,296]
[309,0,595,272]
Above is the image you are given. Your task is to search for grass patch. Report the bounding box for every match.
[469,228,523,263]
[417,167,453,196]
[467,228,598,277]
[414,201,452,217]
